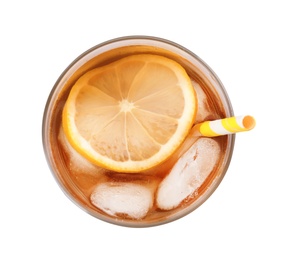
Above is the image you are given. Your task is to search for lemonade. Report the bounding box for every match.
[42,36,234,227]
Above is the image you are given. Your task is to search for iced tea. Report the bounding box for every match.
[42,36,234,227]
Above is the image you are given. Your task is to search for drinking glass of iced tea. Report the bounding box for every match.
[42,36,236,227]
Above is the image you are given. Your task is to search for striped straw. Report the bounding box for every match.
[191,115,256,137]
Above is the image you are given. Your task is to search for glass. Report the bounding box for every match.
[42,36,235,227]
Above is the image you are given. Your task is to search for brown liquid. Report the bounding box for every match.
[48,45,228,226]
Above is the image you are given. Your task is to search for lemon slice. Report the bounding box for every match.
[62,54,197,172]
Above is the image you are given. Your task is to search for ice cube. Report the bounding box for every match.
[58,126,104,175]
[192,80,216,123]
[156,138,221,210]
[90,182,153,219]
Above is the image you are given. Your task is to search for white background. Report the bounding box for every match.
[1,0,282,259]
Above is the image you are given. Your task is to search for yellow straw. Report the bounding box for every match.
[191,115,256,137]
